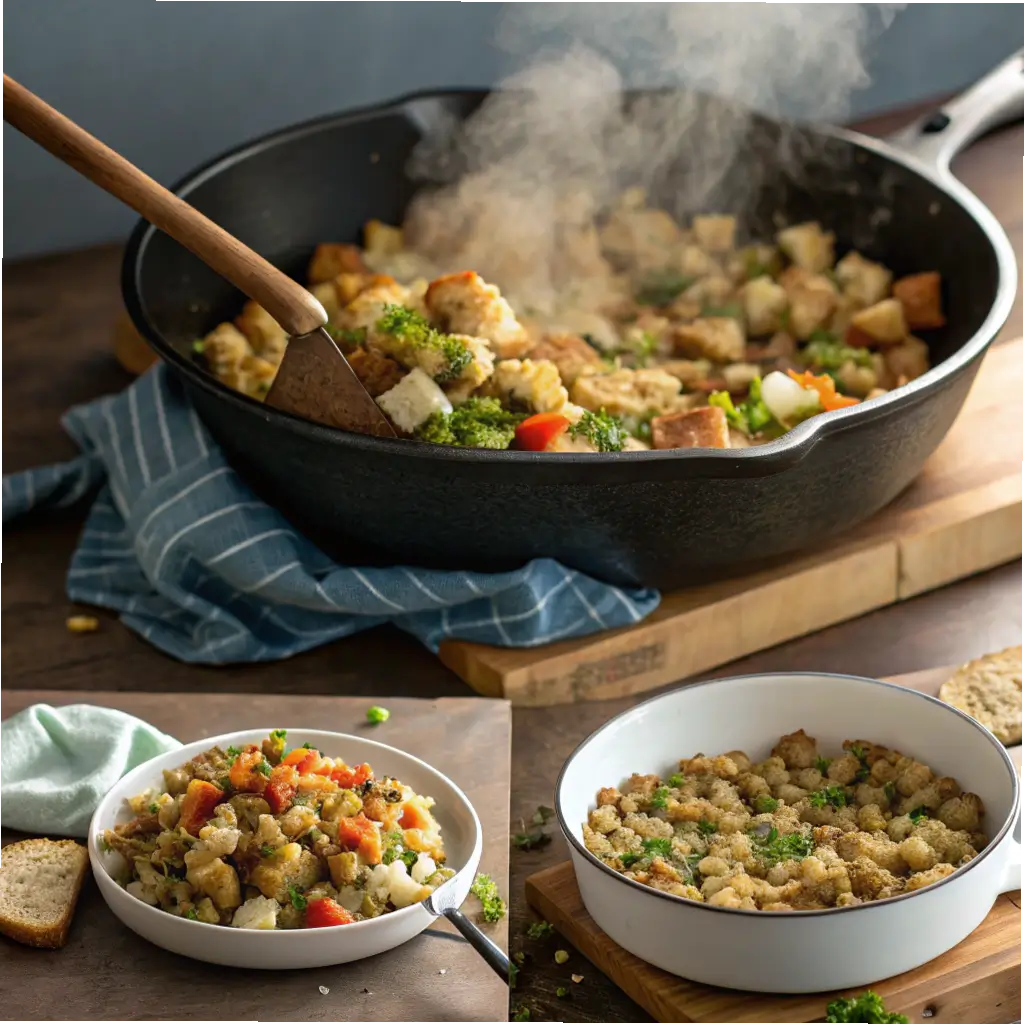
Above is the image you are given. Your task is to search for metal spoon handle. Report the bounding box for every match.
[2,73,326,338]
[442,907,511,982]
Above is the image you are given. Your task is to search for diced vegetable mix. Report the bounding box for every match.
[194,198,942,453]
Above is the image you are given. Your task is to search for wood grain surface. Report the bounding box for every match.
[522,665,1023,1024]
[0,692,511,1022]
[442,341,1023,704]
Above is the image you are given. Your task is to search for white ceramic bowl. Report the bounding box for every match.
[88,728,482,968]
[556,673,1022,994]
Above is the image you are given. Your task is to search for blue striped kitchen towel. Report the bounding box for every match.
[2,366,659,664]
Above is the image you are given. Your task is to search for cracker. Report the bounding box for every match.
[939,645,1022,745]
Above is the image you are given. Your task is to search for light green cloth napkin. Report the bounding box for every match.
[0,704,181,838]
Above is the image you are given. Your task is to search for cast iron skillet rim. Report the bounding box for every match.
[121,87,1017,466]
[553,670,1021,920]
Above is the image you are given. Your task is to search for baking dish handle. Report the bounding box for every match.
[998,808,1022,894]
[885,48,1024,176]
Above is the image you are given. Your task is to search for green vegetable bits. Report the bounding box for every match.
[708,377,774,436]
[376,304,472,383]
[366,705,390,725]
[416,397,522,450]
[569,408,628,452]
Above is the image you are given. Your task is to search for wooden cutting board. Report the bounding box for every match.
[114,318,1022,708]
[525,666,1022,1024]
[0,691,511,1023]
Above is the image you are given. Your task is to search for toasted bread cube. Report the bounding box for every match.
[672,317,745,362]
[651,406,730,450]
[884,336,930,385]
[376,368,453,433]
[692,215,737,253]
[892,272,945,330]
[776,221,835,273]
[234,301,288,362]
[528,332,603,386]
[346,347,406,398]
[200,323,251,372]
[850,298,908,345]
[835,251,893,307]
[425,270,531,359]
[788,285,837,340]
[677,244,721,279]
[363,220,404,257]
[722,362,761,393]
[307,243,366,285]
[741,276,788,336]
[335,272,398,308]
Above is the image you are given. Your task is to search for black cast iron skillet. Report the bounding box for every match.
[123,53,1023,590]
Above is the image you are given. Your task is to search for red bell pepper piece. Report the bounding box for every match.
[305,897,356,928]
[330,762,372,790]
[264,764,299,814]
[514,412,571,451]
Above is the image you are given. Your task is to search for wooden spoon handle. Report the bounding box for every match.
[3,74,325,337]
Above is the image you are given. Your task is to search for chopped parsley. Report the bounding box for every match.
[750,826,814,866]
[185,907,199,920]
[416,396,522,450]
[287,885,308,911]
[366,705,390,725]
[400,849,418,871]
[469,873,506,923]
[512,828,551,852]
[270,729,287,742]
[883,781,897,802]
[649,786,670,810]
[301,742,316,749]
[260,844,276,858]
[753,795,779,814]
[814,756,832,775]
[809,785,848,809]
[641,837,673,859]
[908,806,929,824]
[634,270,694,307]
[556,986,570,999]
[697,819,718,836]
[532,806,555,826]
[226,745,242,758]
[568,408,628,452]
[668,773,684,788]
[376,304,471,383]
[509,961,519,989]
[526,920,555,940]
[620,852,642,869]
[630,331,659,367]
[708,377,774,435]
[824,990,908,1023]
[254,759,272,777]
[148,802,159,814]
[511,1006,531,1022]
[213,777,232,793]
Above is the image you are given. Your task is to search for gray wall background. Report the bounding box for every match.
[4,2,1022,260]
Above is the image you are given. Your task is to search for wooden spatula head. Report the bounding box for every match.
[265,328,397,437]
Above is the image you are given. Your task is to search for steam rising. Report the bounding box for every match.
[403,3,904,316]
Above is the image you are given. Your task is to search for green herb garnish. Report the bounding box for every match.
[416,396,522,450]
[185,907,199,920]
[809,785,848,809]
[526,920,555,940]
[213,777,232,793]
[824,989,909,1023]
[630,331,659,367]
[883,781,896,802]
[366,705,390,725]
[814,756,832,775]
[801,330,874,372]
[287,885,308,911]
[750,826,814,866]
[635,271,694,307]
[620,852,642,869]
[668,773,684,788]
[270,729,287,742]
[254,759,272,777]
[511,1006,531,1022]
[908,806,929,823]
[532,806,555,826]
[512,828,551,852]
[377,304,472,383]
[641,837,673,859]
[260,844,276,857]
[324,323,368,347]
[226,745,242,758]
[753,795,779,814]
[469,873,506,923]
[697,819,718,836]
[568,408,628,453]
[556,986,570,999]
[649,786,670,810]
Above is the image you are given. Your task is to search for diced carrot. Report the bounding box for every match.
[336,813,383,864]
[178,779,224,836]
[264,764,299,814]
[514,412,571,451]
[330,763,373,790]
[229,746,269,794]
[399,803,431,831]
[282,747,320,774]
[305,897,356,928]
[786,369,860,412]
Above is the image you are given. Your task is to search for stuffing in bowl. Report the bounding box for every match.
[100,729,452,930]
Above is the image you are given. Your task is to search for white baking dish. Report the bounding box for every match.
[556,673,1021,993]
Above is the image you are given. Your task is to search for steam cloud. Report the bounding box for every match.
[403,3,905,317]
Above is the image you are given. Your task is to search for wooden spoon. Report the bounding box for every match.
[3,74,397,438]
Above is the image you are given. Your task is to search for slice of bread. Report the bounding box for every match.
[0,839,90,949]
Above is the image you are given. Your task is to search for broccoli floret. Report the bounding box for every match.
[708,376,774,435]
[415,397,522,450]
[568,409,627,452]
[801,330,874,371]
[469,873,506,923]
[375,305,471,382]
[824,990,908,1023]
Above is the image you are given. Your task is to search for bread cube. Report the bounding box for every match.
[776,221,835,272]
[850,298,908,345]
[651,406,730,449]
[892,272,945,330]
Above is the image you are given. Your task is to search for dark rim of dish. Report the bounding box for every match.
[554,671,1021,919]
[91,727,482,932]
[120,87,1018,466]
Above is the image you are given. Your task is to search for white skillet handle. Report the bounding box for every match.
[995,835,1024,892]
[885,48,1024,176]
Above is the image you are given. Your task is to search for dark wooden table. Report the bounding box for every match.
[3,102,1022,1023]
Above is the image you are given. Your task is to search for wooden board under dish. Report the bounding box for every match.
[0,690,511,1023]
[524,665,1022,1024]
[113,317,1022,708]
[441,340,1023,705]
